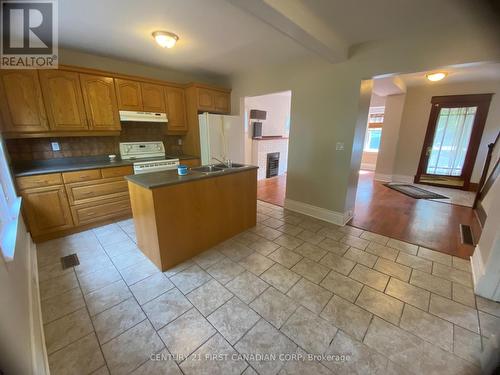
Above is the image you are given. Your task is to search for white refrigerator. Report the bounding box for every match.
[198,113,245,165]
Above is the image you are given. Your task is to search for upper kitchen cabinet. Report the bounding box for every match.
[195,86,231,114]
[80,74,121,131]
[141,83,166,112]
[39,70,89,131]
[115,79,143,111]
[164,86,187,132]
[0,70,49,133]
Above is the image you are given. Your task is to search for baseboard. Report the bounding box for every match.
[28,234,50,375]
[284,198,351,226]
[360,163,375,171]
[392,174,414,184]
[374,173,392,182]
[471,245,485,291]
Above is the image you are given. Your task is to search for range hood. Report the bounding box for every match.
[119,110,168,123]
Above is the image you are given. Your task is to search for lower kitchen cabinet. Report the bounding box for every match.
[17,165,133,241]
[21,185,74,237]
[71,196,131,226]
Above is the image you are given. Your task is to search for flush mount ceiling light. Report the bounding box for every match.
[426,72,447,82]
[152,31,179,48]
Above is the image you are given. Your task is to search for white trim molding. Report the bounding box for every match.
[392,174,414,184]
[373,173,392,182]
[471,245,485,288]
[360,163,376,171]
[284,198,351,226]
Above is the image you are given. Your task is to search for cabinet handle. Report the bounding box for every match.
[81,192,95,196]
[79,175,91,179]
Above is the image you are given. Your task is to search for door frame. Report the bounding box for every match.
[415,93,493,190]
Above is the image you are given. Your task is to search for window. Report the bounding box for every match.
[0,137,20,261]
[364,128,382,152]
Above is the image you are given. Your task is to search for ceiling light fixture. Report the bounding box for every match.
[426,72,447,82]
[152,31,179,48]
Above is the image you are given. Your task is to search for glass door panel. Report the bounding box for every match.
[426,106,477,176]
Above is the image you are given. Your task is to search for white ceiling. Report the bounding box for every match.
[59,0,495,76]
[398,62,500,87]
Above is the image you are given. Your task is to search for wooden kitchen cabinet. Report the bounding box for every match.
[197,88,215,111]
[39,70,88,131]
[182,158,201,168]
[165,86,188,132]
[115,79,143,111]
[141,83,166,112]
[71,196,131,226]
[16,173,63,190]
[214,92,230,113]
[80,74,121,131]
[196,87,230,114]
[21,185,74,237]
[0,70,49,133]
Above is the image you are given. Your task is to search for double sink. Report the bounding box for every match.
[191,163,246,174]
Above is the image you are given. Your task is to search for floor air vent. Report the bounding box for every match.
[459,224,475,246]
[61,254,80,269]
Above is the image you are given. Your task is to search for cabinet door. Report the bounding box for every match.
[141,83,166,112]
[80,74,120,131]
[115,79,143,111]
[21,185,74,237]
[165,86,187,132]
[0,70,49,132]
[214,92,230,113]
[197,88,215,111]
[39,70,88,131]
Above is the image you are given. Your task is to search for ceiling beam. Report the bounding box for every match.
[226,0,348,63]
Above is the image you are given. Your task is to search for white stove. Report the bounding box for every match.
[119,141,179,174]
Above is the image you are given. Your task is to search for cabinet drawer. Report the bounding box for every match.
[71,197,131,226]
[62,169,101,184]
[67,178,129,205]
[101,166,133,179]
[17,173,63,190]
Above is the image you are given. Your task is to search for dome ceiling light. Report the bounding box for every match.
[152,31,179,49]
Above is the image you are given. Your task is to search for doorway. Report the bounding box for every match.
[415,94,493,189]
[244,91,291,206]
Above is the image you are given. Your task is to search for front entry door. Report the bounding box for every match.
[416,94,492,189]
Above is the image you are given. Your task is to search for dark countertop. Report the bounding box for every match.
[12,154,200,177]
[125,165,258,189]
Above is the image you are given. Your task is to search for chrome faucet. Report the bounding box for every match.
[212,157,232,167]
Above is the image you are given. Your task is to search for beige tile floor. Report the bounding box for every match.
[36,200,499,375]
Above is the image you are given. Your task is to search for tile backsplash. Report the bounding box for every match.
[6,123,182,161]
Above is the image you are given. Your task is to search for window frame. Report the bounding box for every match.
[0,137,21,262]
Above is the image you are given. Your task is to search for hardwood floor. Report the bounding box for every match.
[257,174,286,206]
[349,171,480,258]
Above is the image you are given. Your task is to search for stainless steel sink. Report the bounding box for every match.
[191,165,225,174]
[212,163,246,169]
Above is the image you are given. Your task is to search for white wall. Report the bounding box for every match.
[472,176,500,301]
[230,23,500,219]
[0,218,48,374]
[374,94,406,180]
[392,80,500,183]
[244,92,292,136]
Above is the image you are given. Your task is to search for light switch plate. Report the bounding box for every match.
[51,142,60,151]
[335,142,344,151]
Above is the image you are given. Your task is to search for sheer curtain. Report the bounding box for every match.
[426,106,477,176]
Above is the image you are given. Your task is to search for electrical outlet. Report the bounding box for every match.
[335,142,344,151]
[51,142,60,151]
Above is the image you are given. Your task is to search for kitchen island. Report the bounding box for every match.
[126,165,258,271]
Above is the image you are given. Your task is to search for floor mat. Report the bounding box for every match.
[384,184,449,199]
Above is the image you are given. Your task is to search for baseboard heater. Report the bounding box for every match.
[459,224,475,246]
